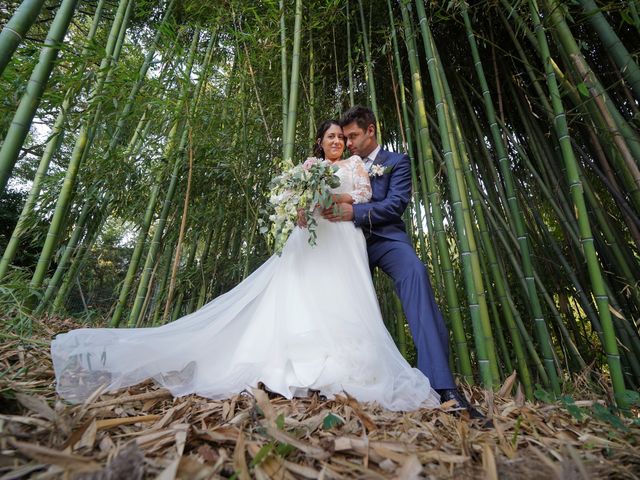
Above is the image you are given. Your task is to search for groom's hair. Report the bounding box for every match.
[339,105,377,134]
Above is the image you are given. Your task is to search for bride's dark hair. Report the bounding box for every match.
[313,119,343,158]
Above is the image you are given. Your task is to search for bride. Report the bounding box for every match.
[51,120,440,411]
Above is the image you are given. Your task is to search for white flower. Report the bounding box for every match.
[370,164,386,177]
[262,156,342,255]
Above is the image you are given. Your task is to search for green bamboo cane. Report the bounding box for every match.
[167,233,199,323]
[501,1,640,210]
[346,1,355,107]
[461,3,560,393]
[577,0,640,102]
[110,26,209,326]
[530,0,627,407]
[436,42,528,386]
[128,30,203,326]
[0,90,72,281]
[393,295,407,357]
[0,0,106,280]
[0,0,47,77]
[398,2,474,383]
[481,199,552,384]
[478,250,512,376]
[282,0,302,164]
[29,0,133,291]
[455,84,534,396]
[149,240,176,327]
[629,1,640,32]
[0,0,79,193]
[143,242,171,327]
[542,0,640,165]
[413,0,500,387]
[443,79,530,389]
[43,4,175,314]
[185,225,214,314]
[429,26,503,388]
[386,0,449,365]
[51,197,108,313]
[36,196,95,312]
[357,0,381,142]
[198,225,228,308]
[331,25,341,113]
[411,115,446,299]
[279,0,288,152]
[308,37,315,147]
[162,126,195,324]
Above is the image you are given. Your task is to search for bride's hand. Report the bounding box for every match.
[331,193,354,204]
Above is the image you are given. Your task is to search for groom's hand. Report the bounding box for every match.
[322,202,354,222]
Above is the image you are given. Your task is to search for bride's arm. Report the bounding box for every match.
[331,193,354,204]
[348,156,372,204]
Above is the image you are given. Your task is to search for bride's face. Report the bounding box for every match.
[320,124,345,161]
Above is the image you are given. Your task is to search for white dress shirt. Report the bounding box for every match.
[363,145,381,172]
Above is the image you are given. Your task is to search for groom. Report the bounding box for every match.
[322,106,481,418]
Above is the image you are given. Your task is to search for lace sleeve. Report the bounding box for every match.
[349,156,372,204]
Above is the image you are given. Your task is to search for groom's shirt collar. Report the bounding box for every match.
[367,145,381,162]
[363,145,381,171]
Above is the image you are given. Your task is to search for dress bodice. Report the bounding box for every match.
[330,155,372,204]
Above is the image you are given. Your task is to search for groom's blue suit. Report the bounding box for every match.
[352,149,456,390]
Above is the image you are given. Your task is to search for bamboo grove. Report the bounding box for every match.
[0,0,638,407]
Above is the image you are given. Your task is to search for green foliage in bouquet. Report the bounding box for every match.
[260,158,340,255]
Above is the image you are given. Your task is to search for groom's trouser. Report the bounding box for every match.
[368,238,456,390]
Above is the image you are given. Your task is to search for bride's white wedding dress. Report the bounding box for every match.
[51,156,440,411]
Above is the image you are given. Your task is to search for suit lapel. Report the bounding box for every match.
[372,148,388,167]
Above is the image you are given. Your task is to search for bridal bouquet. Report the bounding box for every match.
[260,157,341,254]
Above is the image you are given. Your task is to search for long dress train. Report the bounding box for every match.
[51,156,440,411]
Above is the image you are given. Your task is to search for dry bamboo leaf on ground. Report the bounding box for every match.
[0,318,638,479]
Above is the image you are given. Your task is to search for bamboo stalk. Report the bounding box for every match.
[398,1,473,383]
[279,0,288,151]
[577,0,640,102]
[529,0,627,407]
[0,0,80,193]
[461,3,560,394]
[282,0,302,164]
[413,0,499,387]
[357,0,381,142]
[0,0,47,77]
[346,1,355,107]
[162,127,194,324]
[29,0,133,291]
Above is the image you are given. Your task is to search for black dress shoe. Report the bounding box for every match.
[436,388,489,424]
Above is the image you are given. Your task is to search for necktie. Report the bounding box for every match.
[364,157,373,172]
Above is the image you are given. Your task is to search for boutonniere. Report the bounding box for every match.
[369,164,393,177]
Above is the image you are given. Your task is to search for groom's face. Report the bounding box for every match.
[343,122,376,158]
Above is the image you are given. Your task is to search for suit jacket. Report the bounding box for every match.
[352,148,412,244]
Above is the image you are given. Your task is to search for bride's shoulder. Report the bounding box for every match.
[346,154,363,164]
